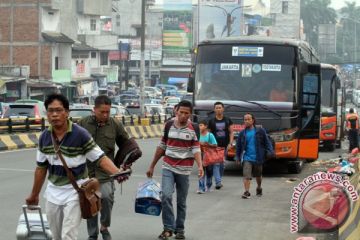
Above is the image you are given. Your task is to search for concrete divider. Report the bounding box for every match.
[0,124,163,151]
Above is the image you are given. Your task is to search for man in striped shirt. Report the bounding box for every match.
[25,93,126,240]
[147,100,203,240]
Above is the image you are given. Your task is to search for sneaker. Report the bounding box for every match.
[100,229,112,240]
[175,232,186,239]
[215,183,223,190]
[242,191,251,199]
[256,187,263,197]
[196,190,205,194]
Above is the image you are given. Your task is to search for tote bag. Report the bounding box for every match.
[202,146,225,166]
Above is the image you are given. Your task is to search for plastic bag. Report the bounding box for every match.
[135,179,162,216]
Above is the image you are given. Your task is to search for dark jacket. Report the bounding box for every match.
[235,127,274,164]
[114,137,142,167]
[78,116,129,182]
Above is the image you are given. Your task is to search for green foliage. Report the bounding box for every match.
[300,0,337,50]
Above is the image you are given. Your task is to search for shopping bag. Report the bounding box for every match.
[135,179,162,216]
[203,146,225,166]
[227,145,236,158]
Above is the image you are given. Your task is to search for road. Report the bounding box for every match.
[0,138,348,240]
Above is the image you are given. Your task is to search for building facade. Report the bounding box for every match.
[269,0,300,39]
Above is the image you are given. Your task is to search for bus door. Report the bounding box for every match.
[298,64,321,160]
[337,77,346,143]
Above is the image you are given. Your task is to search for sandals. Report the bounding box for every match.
[158,230,173,240]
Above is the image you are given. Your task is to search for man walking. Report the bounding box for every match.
[146,100,203,240]
[235,113,274,199]
[346,108,359,152]
[78,95,131,240]
[25,93,127,240]
[207,101,234,189]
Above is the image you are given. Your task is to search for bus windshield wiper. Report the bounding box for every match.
[238,100,282,119]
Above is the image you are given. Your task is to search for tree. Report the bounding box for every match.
[300,0,337,52]
[340,1,360,63]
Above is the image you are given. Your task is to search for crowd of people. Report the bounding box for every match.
[25,93,274,240]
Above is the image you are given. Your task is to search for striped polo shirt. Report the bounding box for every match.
[159,122,200,175]
[37,120,105,205]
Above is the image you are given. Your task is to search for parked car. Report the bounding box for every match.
[155,84,178,96]
[144,104,165,117]
[111,105,130,118]
[145,98,162,105]
[69,105,93,123]
[1,103,47,131]
[144,87,162,98]
[0,102,9,117]
[15,99,45,114]
[126,105,141,114]
[165,97,181,107]
[181,93,193,103]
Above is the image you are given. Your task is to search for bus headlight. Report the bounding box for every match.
[270,128,297,142]
[321,122,335,130]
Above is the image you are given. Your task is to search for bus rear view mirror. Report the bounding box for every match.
[187,75,194,93]
[300,62,308,73]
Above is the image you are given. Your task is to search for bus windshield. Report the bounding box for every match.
[195,44,296,102]
[321,68,336,111]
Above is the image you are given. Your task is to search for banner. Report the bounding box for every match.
[163,0,192,66]
[198,0,244,42]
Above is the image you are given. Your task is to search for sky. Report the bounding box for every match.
[330,0,360,9]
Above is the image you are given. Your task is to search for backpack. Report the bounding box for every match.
[163,120,200,142]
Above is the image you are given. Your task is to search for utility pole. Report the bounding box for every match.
[140,0,146,116]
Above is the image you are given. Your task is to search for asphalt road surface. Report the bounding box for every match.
[0,138,349,240]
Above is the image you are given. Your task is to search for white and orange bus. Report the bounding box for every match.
[319,63,345,151]
[188,36,321,173]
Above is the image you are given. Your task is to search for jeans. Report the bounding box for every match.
[213,162,224,186]
[161,168,189,233]
[199,165,214,191]
[46,200,81,240]
[87,181,115,238]
[348,129,359,152]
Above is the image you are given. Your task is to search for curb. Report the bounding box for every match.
[0,125,163,151]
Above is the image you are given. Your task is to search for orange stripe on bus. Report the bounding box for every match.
[298,139,319,159]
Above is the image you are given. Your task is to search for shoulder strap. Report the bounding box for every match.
[192,122,200,140]
[163,120,174,142]
[51,133,80,192]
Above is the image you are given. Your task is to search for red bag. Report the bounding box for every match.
[202,146,225,166]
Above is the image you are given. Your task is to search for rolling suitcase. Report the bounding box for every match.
[16,205,52,240]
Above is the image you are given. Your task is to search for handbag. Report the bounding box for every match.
[51,134,101,219]
[202,146,225,167]
[227,145,236,158]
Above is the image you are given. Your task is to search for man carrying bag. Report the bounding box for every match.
[25,93,128,240]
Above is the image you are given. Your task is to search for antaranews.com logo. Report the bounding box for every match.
[290,172,358,233]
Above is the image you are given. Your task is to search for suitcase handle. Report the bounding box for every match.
[22,205,48,239]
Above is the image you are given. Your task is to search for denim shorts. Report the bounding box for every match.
[243,161,262,179]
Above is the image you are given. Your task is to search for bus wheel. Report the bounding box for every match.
[288,160,303,174]
[327,141,335,152]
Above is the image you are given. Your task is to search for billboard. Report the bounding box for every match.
[198,0,244,42]
[130,38,162,61]
[163,0,192,66]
